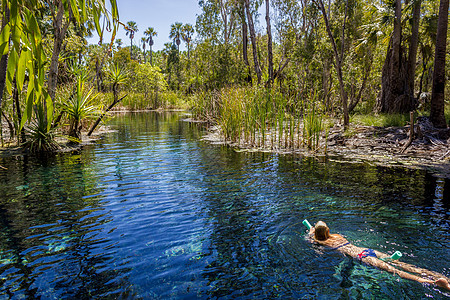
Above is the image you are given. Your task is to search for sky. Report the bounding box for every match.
[88,0,202,51]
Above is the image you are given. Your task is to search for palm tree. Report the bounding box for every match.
[141,37,147,63]
[169,22,183,51]
[181,24,194,60]
[144,27,158,66]
[115,38,123,49]
[125,21,138,59]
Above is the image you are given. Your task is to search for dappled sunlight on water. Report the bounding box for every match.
[0,112,449,299]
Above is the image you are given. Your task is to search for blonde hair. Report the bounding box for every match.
[314,221,331,241]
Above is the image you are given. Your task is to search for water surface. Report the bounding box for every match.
[0,112,449,299]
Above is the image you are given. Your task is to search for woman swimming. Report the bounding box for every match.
[308,221,450,291]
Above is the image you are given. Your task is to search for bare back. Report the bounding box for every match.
[315,234,366,259]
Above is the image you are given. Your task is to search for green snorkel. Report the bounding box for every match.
[303,219,312,230]
[381,251,402,261]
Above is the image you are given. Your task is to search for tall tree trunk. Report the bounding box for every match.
[113,83,118,104]
[143,44,146,63]
[240,1,252,84]
[376,0,413,113]
[265,0,274,86]
[96,58,102,92]
[244,0,262,84]
[349,53,373,113]
[219,0,229,44]
[150,45,153,66]
[0,3,10,109]
[407,0,421,99]
[48,0,71,102]
[130,36,133,59]
[430,0,449,128]
[391,0,402,98]
[316,0,349,127]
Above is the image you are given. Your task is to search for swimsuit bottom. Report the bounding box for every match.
[358,248,377,260]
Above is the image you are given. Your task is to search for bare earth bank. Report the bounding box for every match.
[200,117,450,179]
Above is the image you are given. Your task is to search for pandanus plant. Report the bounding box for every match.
[105,63,128,103]
[62,78,99,142]
[22,95,60,153]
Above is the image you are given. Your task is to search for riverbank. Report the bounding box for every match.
[3,112,450,178]
[201,116,450,179]
[0,109,183,157]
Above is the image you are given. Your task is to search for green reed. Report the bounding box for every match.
[218,88,244,142]
[302,92,323,151]
[193,86,328,152]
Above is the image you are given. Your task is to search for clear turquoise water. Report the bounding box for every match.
[0,112,449,299]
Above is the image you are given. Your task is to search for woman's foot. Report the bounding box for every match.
[435,278,450,290]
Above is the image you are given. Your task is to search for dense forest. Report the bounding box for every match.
[0,0,448,153]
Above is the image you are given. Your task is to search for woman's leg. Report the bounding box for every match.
[364,257,450,289]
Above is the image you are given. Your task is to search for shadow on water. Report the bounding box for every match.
[0,111,449,299]
[0,154,135,298]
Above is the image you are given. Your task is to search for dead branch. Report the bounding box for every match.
[401,111,415,153]
[87,94,128,136]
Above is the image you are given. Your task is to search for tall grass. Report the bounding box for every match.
[219,88,245,142]
[192,86,328,152]
[351,113,411,127]
[302,92,323,150]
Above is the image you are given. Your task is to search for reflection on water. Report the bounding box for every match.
[0,112,449,299]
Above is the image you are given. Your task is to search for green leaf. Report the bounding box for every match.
[109,0,118,19]
[42,90,54,131]
[26,49,34,78]
[63,0,71,20]
[0,43,8,56]
[70,0,80,24]
[93,7,102,37]
[9,0,18,25]
[20,87,34,132]
[16,48,28,92]
[0,23,11,46]
[80,0,87,21]
[11,22,22,53]
[25,8,42,40]
[6,48,18,95]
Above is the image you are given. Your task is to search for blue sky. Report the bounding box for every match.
[88,0,202,51]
